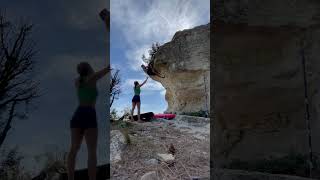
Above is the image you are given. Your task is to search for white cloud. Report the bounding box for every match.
[125,45,150,71]
[111,0,210,70]
[124,78,165,92]
[141,103,166,113]
[110,62,122,70]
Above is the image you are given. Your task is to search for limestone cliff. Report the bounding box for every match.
[213,0,320,168]
[151,24,210,114]
[214,0,320,27]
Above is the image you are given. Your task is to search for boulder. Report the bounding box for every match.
[151,24,210,114]
[212,0,320,167]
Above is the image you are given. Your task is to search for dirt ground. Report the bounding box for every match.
[110,117,210,180]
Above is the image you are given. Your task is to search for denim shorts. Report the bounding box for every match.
[70,106,97,129]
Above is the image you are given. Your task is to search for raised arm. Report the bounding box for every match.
[89,65,111,82]
[138,77,149,87]
[99,9,110,31]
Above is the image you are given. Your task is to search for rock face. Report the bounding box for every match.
[214,0,320,27]
[213,0,320,167]
[151,24,210,114]
[212,169,317,180]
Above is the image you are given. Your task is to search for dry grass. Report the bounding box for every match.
[111,121,210,180]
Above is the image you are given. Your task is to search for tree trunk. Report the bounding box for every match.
[0,101,16,148]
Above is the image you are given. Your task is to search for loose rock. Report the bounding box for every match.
[157,153,175,163]
[140,171,158,180]
[145,158,159,165]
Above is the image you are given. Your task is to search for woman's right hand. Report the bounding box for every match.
[99,9,110,23]
[140,77,149,87]
[89,66,110,82]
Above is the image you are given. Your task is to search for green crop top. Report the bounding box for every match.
[77,80,98,104]
[134,86,141,95]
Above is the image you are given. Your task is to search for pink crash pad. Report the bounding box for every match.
[154,114,176,120]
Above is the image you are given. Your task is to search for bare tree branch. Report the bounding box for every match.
[110,69,121,108]
[10,24,25,57]
[0,11,39,149]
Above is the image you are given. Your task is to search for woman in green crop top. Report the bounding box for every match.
[130,77,148,122]
[67,62,110,180]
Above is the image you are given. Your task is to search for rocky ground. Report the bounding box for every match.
[110,115,210,180]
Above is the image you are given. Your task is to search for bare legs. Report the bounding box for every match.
[85,128,98,180]
[131,101,143,122]
[130,102,136,121]
[67,128,98,180]
[137,102,143,122]
[67,129,84,180]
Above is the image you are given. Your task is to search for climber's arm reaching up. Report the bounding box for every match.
[138,77,149,87]
[99,9,110,31]
[89,65,112,82]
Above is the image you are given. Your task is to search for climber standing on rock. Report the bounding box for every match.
[67,62,111,180]
[130,77,149,123]
[67,8,111,180]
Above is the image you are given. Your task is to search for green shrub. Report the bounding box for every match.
[182,110,208,117]
[110,108,119,121]
[113,121,131,145]
[120,128,131,145]
[117,121,131,129]
[0,148,32,180]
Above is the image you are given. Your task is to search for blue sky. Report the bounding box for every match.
[110,0,210,115]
